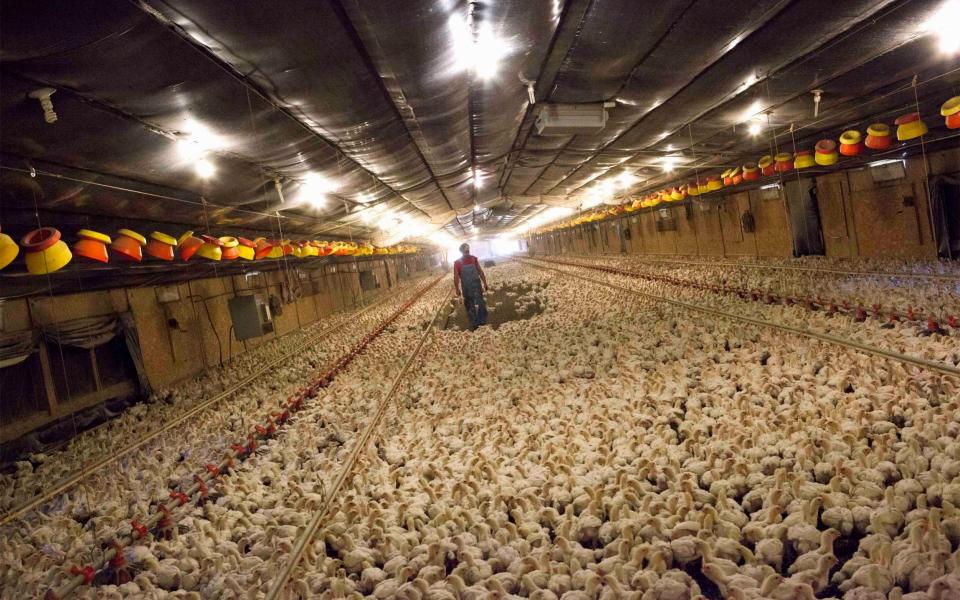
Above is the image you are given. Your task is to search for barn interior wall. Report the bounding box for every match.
[528,149,958,260]
[0,254,440,443]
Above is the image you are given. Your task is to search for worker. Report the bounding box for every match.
[453,243,488,330]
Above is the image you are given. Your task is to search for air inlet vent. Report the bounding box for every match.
[535,103,608,136]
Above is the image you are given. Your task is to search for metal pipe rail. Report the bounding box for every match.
[43,275,446,600]
[0,280,429,528]
[546,257,958,330]
[264,287,452,600]
[522,258,960,380]
[541,252,960,282]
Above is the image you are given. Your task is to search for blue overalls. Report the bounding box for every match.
[459,260,488,330]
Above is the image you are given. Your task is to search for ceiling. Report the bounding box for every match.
[1,0,958,244]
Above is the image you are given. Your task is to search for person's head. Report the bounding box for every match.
[459,243,470,256]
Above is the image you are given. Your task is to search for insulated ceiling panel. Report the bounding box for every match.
[1,0,955,240]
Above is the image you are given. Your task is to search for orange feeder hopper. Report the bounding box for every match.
[145,232,177,261]
[74,229,112,263]
[178,231,204,261]
[864,123,893,150]
[774,152,793,173]
[111,229,147,262]
[758,155,774,177]
[838,130,863,156]
[941,96,960,129]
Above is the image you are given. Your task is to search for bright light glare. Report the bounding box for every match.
[450,16,512,80]
[512,206,574,236]
[867,158,906,168]
[177,120,222,161]
[582,192,605,209]
[378,215,401,231]
[660,156,677,172]
[617,171,637,189]
[926,0,960,53]
[491,236,520,256]
[177,139,204,161]
[741,100,763,122]
[298,173,337,208]
[472,166,484,189]
[747,121,763,136]
[195,159,215,179]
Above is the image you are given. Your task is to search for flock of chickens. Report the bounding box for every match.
[1,257,959,600]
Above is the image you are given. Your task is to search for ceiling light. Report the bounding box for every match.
[449,16,512,80]
[195,159,215,179]
[926,0,960,53]
[177,139,205,161]
[176,119,222,161]
[747,121,763,136]
[741,100,764,122]
[298,173,337,208]
[660,156,677,172]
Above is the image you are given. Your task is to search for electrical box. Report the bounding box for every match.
[228,294,274,341]
[155,285,181,304]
